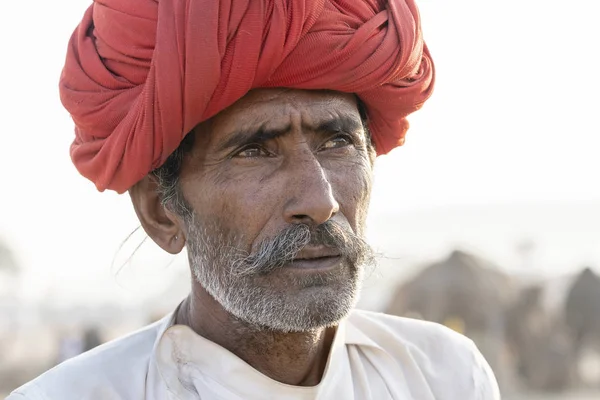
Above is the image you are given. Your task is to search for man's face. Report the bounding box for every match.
[177,89,375,332]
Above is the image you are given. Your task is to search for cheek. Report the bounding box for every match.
[328,159,373,229]
[187,167,283,246]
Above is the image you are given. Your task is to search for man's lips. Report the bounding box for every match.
[294,245,340,260]
[290,245,342,270]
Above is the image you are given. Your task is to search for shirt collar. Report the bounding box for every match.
[150,310,357,400]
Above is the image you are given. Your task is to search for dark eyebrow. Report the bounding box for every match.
[219,123,293,152]
[219,115,363,152]
[313,115,363,136]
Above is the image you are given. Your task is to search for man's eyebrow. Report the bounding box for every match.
[219,123,293,152]
[219,115,363,152]
[312,115,363,136]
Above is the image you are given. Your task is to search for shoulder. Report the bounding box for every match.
[347,310,500,400]
[7,317,169,400]
[348,309,476,353]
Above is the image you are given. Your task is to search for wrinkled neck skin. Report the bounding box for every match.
[176,281,336,386]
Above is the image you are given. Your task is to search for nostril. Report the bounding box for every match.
[291,214,310,223]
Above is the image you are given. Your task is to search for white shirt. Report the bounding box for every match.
[7,310,500,400]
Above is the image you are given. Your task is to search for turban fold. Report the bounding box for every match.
[60,0,434,193]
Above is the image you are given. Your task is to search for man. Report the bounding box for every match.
[9,0,500,399]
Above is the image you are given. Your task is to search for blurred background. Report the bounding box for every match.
[1,0,599,398]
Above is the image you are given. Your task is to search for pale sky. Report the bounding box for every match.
[0,0,599,305]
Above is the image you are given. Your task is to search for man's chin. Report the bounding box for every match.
[224,278,362,333]
[194,256,363,332]
[238,301,355,333]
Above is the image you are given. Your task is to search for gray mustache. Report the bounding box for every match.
[231,221,372,277]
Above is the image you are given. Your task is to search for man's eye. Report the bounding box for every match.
[234,145,270,158]
[322,136,352,150]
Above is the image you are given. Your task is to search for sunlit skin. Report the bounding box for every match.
[129,88,374,386]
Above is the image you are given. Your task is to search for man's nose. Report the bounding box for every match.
[283,154,340,226]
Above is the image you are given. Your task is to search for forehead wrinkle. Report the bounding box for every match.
[230,91,358,127]
[211,92,362,150]
[248,103,362,135]
[220,113,362,152]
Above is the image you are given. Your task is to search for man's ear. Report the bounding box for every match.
[128,175,186,255]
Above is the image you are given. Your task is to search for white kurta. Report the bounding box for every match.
[7,310,500,400]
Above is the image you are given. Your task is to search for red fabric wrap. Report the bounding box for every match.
[60,0,435,193]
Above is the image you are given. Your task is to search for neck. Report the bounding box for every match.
[176,284,336,386]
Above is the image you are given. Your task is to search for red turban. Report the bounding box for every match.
[60,0,434,193]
